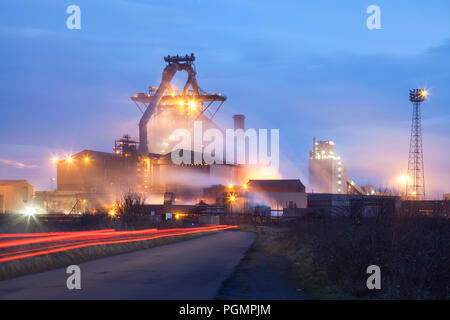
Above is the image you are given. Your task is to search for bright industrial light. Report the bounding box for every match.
[23,206,37,216]
[66,157,73,163]
[189,101,197,109]
[52,157,58,164]
[228,184,233,189]
[243,184,248,189]
[84,157,89,163]
[178,100,184,106]
[421,90,427,97]
[399,174,408,184]
[109,209,116,216]
[230,195,236,202]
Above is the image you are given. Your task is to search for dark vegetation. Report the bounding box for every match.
[245,214,449,299]
[114,191,147,228]
[1,191,448,299]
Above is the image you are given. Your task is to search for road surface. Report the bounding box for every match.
[0,225,235,263]
[0,231,255,299]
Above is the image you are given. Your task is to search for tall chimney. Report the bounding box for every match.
[233,114,245,131]
[232,114,246,165]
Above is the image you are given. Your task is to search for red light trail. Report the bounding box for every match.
[0,225,236,263]
[0,229,116,239]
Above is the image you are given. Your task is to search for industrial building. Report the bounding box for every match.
[29,55,394,216]
[0,180,34,214]
[26,56,445,218]
[33,54,269,214]
[203,179,307,215]
[307,193,400,217]
[246,179,307,212]
[56,149,137,193]
[309,137,365,195]
[400,200,449,217]
[309,137,346,194]
[143,178,308,218]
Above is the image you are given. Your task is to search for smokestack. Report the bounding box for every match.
[233,114,245,131]
[232,114,246,165]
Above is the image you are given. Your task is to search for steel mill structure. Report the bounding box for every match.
[34,54,256,213]
[406,89,427,200]
[7,55,444,217]
[131,54,226,155]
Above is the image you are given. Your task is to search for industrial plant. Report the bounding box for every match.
[0,56,448,218]
[13,54,301,218]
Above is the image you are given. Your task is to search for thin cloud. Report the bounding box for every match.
[0,26,57,37]
[0,158,38,169]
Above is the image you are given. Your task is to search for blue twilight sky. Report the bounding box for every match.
[0,0,449,198]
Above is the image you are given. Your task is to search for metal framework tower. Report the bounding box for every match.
[406,89,427,200]
[131,54,226,155]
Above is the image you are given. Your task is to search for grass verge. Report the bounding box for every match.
[238,224,356,299]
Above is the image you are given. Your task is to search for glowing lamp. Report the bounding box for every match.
[23,206,36,216]
[399,174,408,184]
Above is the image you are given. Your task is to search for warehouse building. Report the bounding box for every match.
[247,179,307,211]
[307,193,400,217]
[0,180,34,214]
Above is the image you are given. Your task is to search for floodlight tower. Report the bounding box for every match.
[406,89,427,200]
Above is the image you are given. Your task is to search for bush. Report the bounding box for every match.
[79,212,109,228]
[288,215,450,299]
[115,191,146,228]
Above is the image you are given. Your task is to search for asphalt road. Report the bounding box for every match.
[0,231,255,300]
